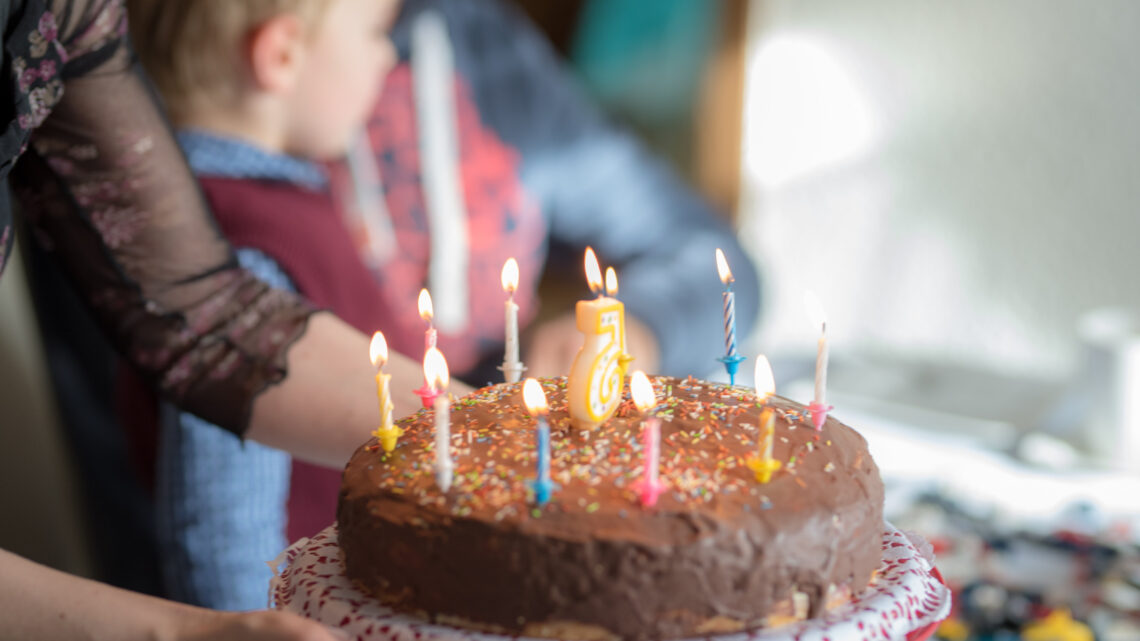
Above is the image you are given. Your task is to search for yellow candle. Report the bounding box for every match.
[369,332,402,452]
[747,355,782,483]
[568,248,626,431]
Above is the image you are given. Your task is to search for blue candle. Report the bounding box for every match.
[534,416,553,505]
[523,378,557,505]
[715,249,745,385]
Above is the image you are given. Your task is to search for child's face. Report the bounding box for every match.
[285,0,400,159]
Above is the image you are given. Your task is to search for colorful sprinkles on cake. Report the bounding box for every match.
[362,376,848,520]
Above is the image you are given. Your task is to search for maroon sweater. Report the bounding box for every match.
[198,177,427,541]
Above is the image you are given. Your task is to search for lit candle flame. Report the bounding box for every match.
[522,378,549,416]
[605,267,618,297]
[715,248,734,285]
[584,247,603,294]
[369,331,389,369]
[423,346,449,391]
[629,370,656,413]
[804,290,827,333]
[754,355,775,400]
[501,258,519,295]
[418,288,434,323]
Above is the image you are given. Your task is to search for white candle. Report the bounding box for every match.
[804,291,829,406]
[501,258,524,383]
[815,328,829,406]
[425,347,452,492]
[434,393,452,492]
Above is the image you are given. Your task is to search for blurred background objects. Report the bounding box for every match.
[1,0,1137,638]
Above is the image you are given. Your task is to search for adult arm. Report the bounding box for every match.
[0,548,347,641]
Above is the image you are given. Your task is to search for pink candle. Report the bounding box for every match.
[630,371,666,508]
[418,288,438,350]
[415,288,440,408]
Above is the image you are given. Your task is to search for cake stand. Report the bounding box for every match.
[271,523,950,641]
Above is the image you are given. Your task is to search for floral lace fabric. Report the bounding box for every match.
[1,0,316,435]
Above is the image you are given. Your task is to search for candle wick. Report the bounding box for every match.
[822,321,827,335]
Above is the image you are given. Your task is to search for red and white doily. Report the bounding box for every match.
[270,523,950,641]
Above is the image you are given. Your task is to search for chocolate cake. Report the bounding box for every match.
[337,376,884,640]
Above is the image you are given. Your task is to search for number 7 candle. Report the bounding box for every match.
[606,266,634,380]
[567,248,626,431]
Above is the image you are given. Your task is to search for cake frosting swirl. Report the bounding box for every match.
[337,376,884,640]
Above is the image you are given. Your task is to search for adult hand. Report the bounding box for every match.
[180,610,348,641]
[524,313,660,378]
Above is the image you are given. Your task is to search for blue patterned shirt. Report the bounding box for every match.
[156,131,314,610]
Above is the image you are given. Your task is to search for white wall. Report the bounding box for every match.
[741,0,1140,379]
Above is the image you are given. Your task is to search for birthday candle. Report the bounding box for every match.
[369,331,402,452]
[522,378,556,505]
[567,248,626,431]
[605,266,634,379]
[804,291,831,431]
[715,249,745,385]
[716,249,738,358]
[414,289,442,409]
[418,288,438,350]
[500,258,524,383]
[629,371,666,508]
[747,355,782,484]
[425,347,452,492]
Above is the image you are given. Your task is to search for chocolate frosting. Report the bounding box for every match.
[338,376,883,640]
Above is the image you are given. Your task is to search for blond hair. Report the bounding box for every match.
[127,0,329,120]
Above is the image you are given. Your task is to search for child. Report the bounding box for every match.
[127,0,760,610]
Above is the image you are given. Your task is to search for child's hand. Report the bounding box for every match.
[524,314,660,378]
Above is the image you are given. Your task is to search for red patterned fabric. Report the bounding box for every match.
[328,64,547,374]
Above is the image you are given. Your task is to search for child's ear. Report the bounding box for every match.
[247,14,307,93]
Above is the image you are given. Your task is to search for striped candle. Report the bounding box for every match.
[723,288,738,357]
[716,249,738,357]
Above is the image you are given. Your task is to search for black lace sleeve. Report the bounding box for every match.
[8,0,317,435]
